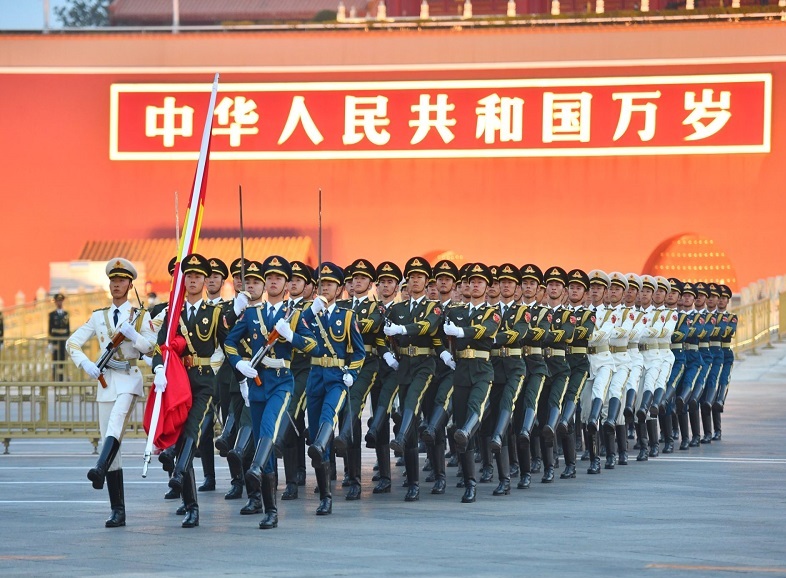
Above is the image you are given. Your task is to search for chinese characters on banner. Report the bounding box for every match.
[110,74,771,160]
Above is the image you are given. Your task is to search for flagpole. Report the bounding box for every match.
[143,73,220,477]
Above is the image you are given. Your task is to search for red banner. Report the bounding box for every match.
[110,73,771,160]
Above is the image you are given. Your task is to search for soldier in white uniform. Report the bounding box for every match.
[579,270,617,475]
[649,276,678,457]
[634,275,664,461]
[602,272,637,469]
[67,258,156,527]
[620,273,646,457]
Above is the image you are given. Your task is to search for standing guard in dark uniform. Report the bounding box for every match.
[512,264,551,489]
[443,263,500,503]
[226,255,317,529]
[420,259,460,495]
[486,264,527,495]
[384,257,444,502]
[365,261,403,495]
[713,285,737,440]
[278,260,315,500]
[49,293,70,381]
[562,269,594,479]
[333,258,384,500]
[536,267,575,483]
[151,253,227,528]
[301,263,365,516]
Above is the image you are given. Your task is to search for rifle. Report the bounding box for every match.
[249,308,297,386]
[94,306,143,388]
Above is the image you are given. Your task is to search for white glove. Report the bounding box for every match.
[118,321,140,342]
[141,355,153,367]
[236,359,258,379]
[81,360,101,380]
[443,321,465,338]
[275,318,294,342]
[310,296,327,316]
[383,351,399,370]
[342,373,354,388]
[384,323,406,337]
[239,379,250,407]
[233,292,249,316]
[153,366,167,393]
[440,350,456,370]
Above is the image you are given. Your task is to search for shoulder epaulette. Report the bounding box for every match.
[93,306,110,313]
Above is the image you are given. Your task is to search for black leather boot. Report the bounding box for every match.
[517,407,537,445]
[460,450,476,503]
[224,444,245,500]
[492,444,511,495]
[560,429,576,479]
[479,436,494,483]
[586,398,604,434]
[308,422,334,468]
[508,430,519,478]
[603,425,617,469]
[689,409,702,447]
[403,446,420,502]
[88,436,120,490]
[636,390,654,422]
[333,412,355,458]
[623,388,637,424]
[373,444,392,494]
[281,443,299,500]
[556,400,576,439]
[214,412,236,457]
[678,412,691,450]
[647,419,660,457]
[540,436,555,483]
[700,404,713,444]
[421,404,449,446]
[169,437,197,493]
[711,408,722,441]
[660,412,674,453]
[181,467,199,528]
[242,437,274,514]
[364,407,387,449]
[346,447,362,501]
[586,429,601,475]
[390,409,416,454]
[259,473,278,529]
[540,405,561,444]
[454,412,481,454]
[651,388,665,417]
[197,415,216,492]
[315,461,332,516]
[489,409,512,453]
[516,442,531,488]
[713,382,728,412]
[105,469,125,528]
[636,421,649,461]
[158,444,177,474]
[226,425,253,485]
[616,424,628,465]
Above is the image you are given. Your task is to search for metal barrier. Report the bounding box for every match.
[730,297,780,355]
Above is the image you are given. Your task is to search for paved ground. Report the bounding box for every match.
[2,343,786,577]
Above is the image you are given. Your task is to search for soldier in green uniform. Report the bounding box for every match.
[444,263,500,503]
[277,260,314,500]
[333,258,385,500]
[420,259,459,495]
[49,293,70,381]
[384,257,443,502]
[561,269,594,479]
[513,264,551,489]
[364,261,403,495]
[486,264,527,496]
[151,253,227,528]
[537,267,576,483]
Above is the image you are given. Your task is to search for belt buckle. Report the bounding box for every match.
[500,347,509,357]
[406,345,416,356]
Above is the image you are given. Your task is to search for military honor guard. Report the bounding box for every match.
[301,262,365,515]
[151,253,226,528]
[67,258,156,527]
[49,293,70,381]
[713,285,737,440]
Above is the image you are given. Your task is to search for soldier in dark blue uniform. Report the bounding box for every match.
[661,278,688,454]
[48,293,70,381]
[713,284,737,440]
[226,255,317,529]
[674,282,703,450]
[700,283,725,444]
[301,262,365,516]
[688,282,712,447]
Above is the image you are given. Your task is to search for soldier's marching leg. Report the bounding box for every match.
[390,406,416,454]
[197,410,216,491]
[689,408,702,447]
[259,472,278,529]
[586,427,601,475]
[660,410,674,453]
[712,407,722,441]
[169,436,197,493]
[560,419,577,479]
[88,436,120,490]
[492,440,511,495]
[647,418,660,457]
[226,423,253,499]
[346,424,363,501]
[181,466,199,528]
[104,469,125,528]
[214,412,236,457]
[242,437,273,515]
[479,436,494,483]
[700,403,714,444]
[678,410,691,450]
[404,438,420,502]
[636,419,649,462]
[315,460,332,516]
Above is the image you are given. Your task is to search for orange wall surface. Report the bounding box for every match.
[1,24,785,303]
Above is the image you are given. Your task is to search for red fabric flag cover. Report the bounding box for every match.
[143,336,192,449]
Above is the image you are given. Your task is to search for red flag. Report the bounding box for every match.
[143,74,219,473]
[143,337,191,448]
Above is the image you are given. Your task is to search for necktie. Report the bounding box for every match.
[112,308,119,327]
[189,305,196,323]
[500,304,506,318]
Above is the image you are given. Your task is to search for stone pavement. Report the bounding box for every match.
[1,342,786,577]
